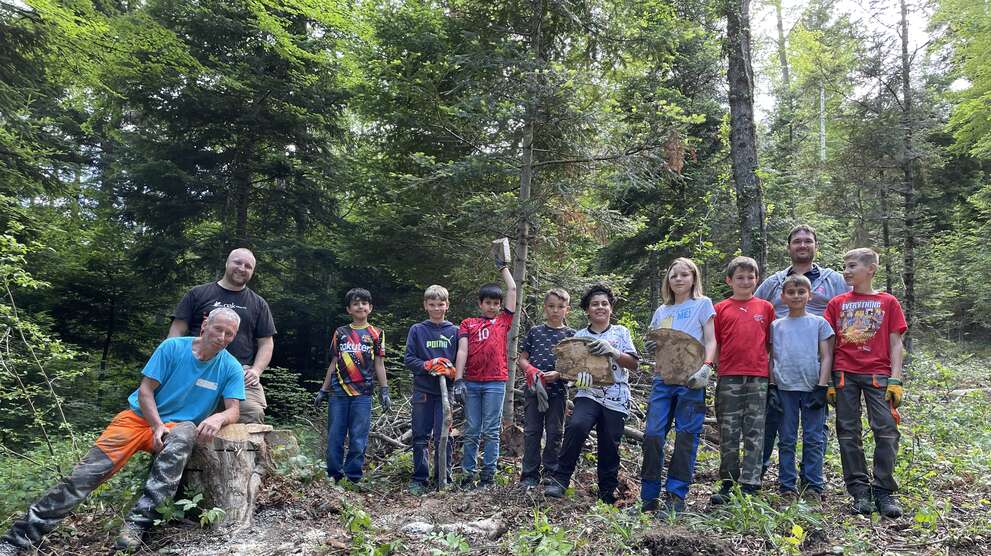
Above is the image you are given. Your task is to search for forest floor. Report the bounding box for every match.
[31,341,991,555]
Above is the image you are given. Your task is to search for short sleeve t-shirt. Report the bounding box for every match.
[330,324,385,396]
[825,292,907,376]
[459,308,514,382]
[522,324,576,397]
[574,325,638,415]
[714,297,775,377]
[648,296,716,343]
[771,315,834,391]
[128,337,245,424]
[173,282,277,365]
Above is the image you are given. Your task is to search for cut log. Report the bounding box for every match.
[182,423,295,529]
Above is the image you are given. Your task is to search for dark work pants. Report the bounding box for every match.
[761,402,782,471]
[833,372,900,497]
[2,421,197,549]
[521,389,567,481]
[410,390,453,484]
[552,397,626,499]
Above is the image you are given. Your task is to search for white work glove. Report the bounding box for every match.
[587,339,621,359]
[573,372,594,389]
[685,363,713,390]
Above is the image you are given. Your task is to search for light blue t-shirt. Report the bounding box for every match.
[648,296,716,343]
[128,337,245,424]
[770,315,834,392]
[574,325,638,415]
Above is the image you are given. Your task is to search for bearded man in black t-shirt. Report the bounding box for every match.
[168,248,276,423]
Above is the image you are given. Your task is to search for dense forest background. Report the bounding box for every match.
[2,0,990,443]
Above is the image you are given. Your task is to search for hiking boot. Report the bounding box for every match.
[851,494,874,515]
[519,476,540,489]
[710,481,734,505]
[779,488,799,501]
[544,482,566,498]
[408,481,430,496]
[662,492,686,514]
[641,498,660,513]
[799,488,825,503]
[114,523,147,553]
[741,484,761,496]
[599,492,617,505]
[875,492,903,519]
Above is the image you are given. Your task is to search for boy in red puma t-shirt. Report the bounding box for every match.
[825,248,907,519]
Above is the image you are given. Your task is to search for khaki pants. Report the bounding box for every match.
[237,381,268,424]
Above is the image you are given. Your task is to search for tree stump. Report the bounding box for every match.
[182,423,296,529]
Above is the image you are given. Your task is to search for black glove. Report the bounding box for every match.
[378,386,393,411]
[809,385,828,410]
[767,385,783,413]
[453,379,467,406]
[313,389,329,410]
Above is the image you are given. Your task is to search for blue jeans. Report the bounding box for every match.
[411,390,453,484]
[461,380,506,479]
[778,390,826,491]
[640,378,706,501]
[326,393,372,481]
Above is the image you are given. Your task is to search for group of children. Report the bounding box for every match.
[313,241,907,519]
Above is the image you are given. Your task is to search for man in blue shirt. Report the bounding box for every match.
[1,308,245,555]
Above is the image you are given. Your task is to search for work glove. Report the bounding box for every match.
[313,389,329,410]
[809,385,828,410]
[573,372,594,389]
[492,237,511,270]
[587,339,621,359]
[523,363,542,390]
[885,378,904,409]
[425,357,456,379]
[378,386,393,412]
[826,386,837,406]
[643,339,657,356]
[452,379,467,405]
[685,363,713,390]
[767,385,783,413]
[533,379,549,413]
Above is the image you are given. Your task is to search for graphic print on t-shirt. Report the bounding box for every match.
[333,325,383,396]
[837,300,884,347]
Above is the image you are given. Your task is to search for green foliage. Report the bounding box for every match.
[154,488,226,527]
[428,531,470,555]
[340,499,402,555]
[510,509,574,556]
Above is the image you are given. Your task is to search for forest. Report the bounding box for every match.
[1,0,990,554]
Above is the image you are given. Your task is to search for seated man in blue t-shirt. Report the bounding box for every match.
[1,308,245,555]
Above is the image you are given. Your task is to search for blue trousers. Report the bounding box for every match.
[411,390,453,484]
[461,380,506,480]
[777,390,827,491]
[326,393,372,482]
[640,378,706,501]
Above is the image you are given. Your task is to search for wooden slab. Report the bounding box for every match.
[645,328,704,386]
[553,337,614,385]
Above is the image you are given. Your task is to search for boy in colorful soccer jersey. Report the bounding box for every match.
[711,256,776,504]
[824,248,907,518]
[640,258,717,514]
[518,288,576,488]
[314,288,392,483]
[544,284,640,505]
[769,274,834,499]
[452,264,518,488]
[404,285,459,494]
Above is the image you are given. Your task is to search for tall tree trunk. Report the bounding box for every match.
[879,173,893,294]
[230,140,255,247]
[818,82,826,162]
[773,0,793,144]
[648,249,659,319]
[725,0,767,274]
[899,0,915,349]
[503,0,543,422]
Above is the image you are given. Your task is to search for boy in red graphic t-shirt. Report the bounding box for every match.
[453,242,518,489]
[825,248,907,519]
[711,256,776,505]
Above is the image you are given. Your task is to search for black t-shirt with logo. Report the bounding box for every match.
[173,282,277,364]
[522,324,576,397]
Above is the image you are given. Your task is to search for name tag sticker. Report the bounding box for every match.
[196,378,218,391]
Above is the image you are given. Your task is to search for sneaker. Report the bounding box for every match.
[662,493,686,514]
[799,488,825,503]
[851,494,874,515]
[544,482,565,498]
[641,498,660,513]
[875,492,903,519]
[408,481,430,496]
[520,476,540,489]
[710,481,734,505]
[114,523,146,553]
[779,488,799,501]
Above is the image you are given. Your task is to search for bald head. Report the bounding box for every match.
[220,248,256,290]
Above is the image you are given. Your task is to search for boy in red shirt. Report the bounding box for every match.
[825,248,907,518]
[453,244,518,489]
[711,256,776,504]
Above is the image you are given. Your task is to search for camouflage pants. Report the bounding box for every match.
[2,412,197,550]
[833,371,900,496]
[716,376,768,487]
